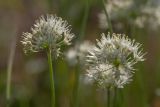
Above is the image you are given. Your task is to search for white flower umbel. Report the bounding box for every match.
[86,33,145,88]
[21,14,74,58]
[65,41,93,66]
[21,14,75,107]
[98,0,134,29]
[134,1,160,30]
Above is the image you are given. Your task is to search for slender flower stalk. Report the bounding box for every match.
[101,0,113,33]
[79,0,90,40]
[72,64,80,107]
[21,14,74,107]
[66,41,93,107]
[101,0,113,106]
[70,1,90,107]
[47,47,55,107]
[6,30,17,107]
[65,41,93,107]
[113,87,118,107]
[107,88,111,107]
[101,1,113,106]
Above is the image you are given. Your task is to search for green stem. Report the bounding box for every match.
[6,32,17,107]
[6,66,12,107]
[72,65,80,107]
[79,0,90,41]
[113,87,117,107]
[47,48,55,107]
[120,89,124,107]
[101,0,113,33]
[107,88,111,107]
[71,1,90,107]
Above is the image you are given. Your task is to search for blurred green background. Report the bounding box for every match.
[0,0,160,107]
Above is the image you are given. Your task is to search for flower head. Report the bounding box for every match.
[134,2,160,30]
[106,0,133,17]
[98,0,134,29]
[86,33,145,88]
[21,14,74,58]
[65,41,93,66]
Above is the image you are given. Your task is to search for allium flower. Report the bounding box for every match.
[86,33,145,88]
[134,3,160,30]
[105,0,133,18]
[155,88,160,97]
[21,14,74,58]
[65,41,93,66]
[65,48,78,66]
[98,0,134,29]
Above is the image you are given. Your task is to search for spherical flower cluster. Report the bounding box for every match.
[134,3,160,30]
[65,41,93,67]
[21,14,74,58]
[86,33,145,88]
[98,0,134,29]
[105,0,133,17]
